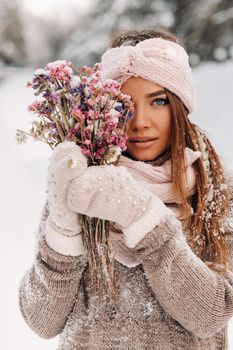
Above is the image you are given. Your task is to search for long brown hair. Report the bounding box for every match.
[110,28,230,275]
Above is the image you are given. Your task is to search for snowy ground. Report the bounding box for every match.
[1,61,233,349]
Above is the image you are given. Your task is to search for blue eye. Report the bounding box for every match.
[152,98,169,106]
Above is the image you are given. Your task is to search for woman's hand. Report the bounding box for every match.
[45,141,88,256]
[67,164,173,248]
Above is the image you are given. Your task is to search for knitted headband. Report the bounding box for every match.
[100,37,196,113]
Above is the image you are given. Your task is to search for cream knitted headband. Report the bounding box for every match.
[100,37,196,113]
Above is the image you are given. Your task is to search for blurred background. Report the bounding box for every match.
[1,0,233,349]
[1,0,233,70]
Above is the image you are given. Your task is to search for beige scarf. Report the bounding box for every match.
[109,147,201,267]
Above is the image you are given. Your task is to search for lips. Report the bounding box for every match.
[128,137,158,149]
[129,136,157,143]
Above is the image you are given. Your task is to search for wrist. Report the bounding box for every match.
[45,216,84,256]
[123,197,173,248]
[48,201,82,234]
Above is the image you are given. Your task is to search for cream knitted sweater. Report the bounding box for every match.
[19,175,233,350]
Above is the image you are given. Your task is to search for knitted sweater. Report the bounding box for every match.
[19,176,233,350]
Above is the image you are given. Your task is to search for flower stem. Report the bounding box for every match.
[16,129,54,149]
[57,103,70,131]
[80,214,117,300]
[52,111,65,141]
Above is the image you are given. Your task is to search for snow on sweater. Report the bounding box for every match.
[18,174,233,350]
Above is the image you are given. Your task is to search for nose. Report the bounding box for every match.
[129,105,150,131]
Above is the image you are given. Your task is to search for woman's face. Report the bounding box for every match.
[121,76,172,161]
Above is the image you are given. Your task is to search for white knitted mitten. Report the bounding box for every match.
[67,164,174,248]
[45,141,87,256]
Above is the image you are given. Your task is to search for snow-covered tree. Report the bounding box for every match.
[61,0,233,67]
[0,0,25,65]
[173,0,233,65]
[61,0,175,67]
[0,0,232,68]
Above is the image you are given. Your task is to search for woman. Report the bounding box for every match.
[19,29,233,349]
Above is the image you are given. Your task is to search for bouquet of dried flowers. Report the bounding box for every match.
[16,60,133,299]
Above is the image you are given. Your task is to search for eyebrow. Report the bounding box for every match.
[145,90,166,98]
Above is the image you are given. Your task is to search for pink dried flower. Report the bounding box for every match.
[19,59,135,300]
[80,145,91,157]
[22,60,134,163]
[45,60,73,83]
[84,139,91,145]
[71,106,85,122]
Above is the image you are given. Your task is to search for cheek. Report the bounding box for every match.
[155,112,172,140]
[163,120,172,142]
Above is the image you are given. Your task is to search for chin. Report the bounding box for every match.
[127,149,161,161]
[134,155,155,161]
